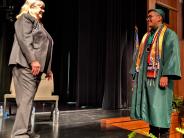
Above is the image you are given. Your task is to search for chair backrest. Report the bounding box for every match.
[10,73,54,97]
[10,78,16,96]
[35,73,54,97]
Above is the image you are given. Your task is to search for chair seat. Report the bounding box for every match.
[4,94,16,98]
[5,95,59,101]
[34,96,59,101]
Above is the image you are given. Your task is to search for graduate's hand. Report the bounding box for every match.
[31,61,41,76]
[159,76,168,88]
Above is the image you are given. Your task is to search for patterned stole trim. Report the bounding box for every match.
[136,24,167,72]
[136,33,149,72]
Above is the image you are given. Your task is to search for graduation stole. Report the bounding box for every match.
[136,24,167,78]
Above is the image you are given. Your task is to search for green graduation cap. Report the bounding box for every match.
[148,8,165,21]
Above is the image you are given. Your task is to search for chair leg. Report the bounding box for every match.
[3,98,6,115]
[8,103,12,115]
[55,100,58,110]
[50,100,59,121]
[50,103,55,120]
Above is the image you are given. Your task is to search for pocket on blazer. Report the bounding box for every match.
[33,31,44,45]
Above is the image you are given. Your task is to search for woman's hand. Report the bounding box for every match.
[31,61,41,76]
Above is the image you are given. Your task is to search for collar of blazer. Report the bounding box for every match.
[23,13,39,30]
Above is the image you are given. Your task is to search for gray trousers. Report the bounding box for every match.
[11,66,41,138]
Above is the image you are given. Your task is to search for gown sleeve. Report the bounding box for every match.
[161,29,181,80]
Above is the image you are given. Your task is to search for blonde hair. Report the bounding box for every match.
[16,0,45,19]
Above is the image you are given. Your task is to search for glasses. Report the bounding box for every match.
[146,15,159,21]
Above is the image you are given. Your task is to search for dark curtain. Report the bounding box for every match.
[0,0,147,110]
[102,0,135,109]
[76,0,147,109]
[77,0,107,107]
[43,0,79,105]
[0,8,14,100]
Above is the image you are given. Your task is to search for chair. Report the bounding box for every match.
[4,73,59,117]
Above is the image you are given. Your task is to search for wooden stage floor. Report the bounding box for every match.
[0,107,183,138]
[101,111,183,138]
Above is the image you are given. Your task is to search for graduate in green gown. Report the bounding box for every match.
[130,9,181,138]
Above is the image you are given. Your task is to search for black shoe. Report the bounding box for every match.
[160,127,169,138]
[149,125,160,137]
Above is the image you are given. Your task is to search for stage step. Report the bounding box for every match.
[100,111,183,138]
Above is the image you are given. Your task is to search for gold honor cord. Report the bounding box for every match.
[136,24,167,72]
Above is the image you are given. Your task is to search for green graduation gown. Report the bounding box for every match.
[130,28,181,128]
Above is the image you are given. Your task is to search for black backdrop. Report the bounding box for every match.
[0,0,147,109]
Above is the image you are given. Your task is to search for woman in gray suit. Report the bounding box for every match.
[9,0,53,137]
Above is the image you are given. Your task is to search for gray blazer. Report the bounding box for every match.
[9,13,53,73]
